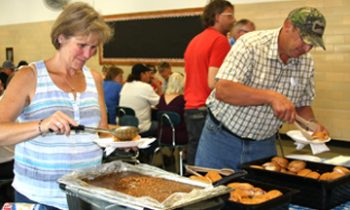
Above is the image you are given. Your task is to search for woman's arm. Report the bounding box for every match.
[0,67,40,145]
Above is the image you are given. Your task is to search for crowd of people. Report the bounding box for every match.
[0,0,330,209]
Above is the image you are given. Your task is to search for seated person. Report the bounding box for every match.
[119,64,160,137]
[103,66,124,124]
[157,72,188,145]
[147,64,163,96]
[157,62,173,93]
[228,18,256,45]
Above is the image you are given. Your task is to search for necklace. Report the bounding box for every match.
[64,77,76,92]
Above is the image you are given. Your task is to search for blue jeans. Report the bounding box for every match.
[15,191,61,210]
[195,115,277,170]
[184,108,207,165]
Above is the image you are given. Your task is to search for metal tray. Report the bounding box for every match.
[58,160,232,210]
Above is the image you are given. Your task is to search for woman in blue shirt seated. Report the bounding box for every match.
[103,66,124,124]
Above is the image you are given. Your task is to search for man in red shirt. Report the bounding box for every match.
[184,0,235,165]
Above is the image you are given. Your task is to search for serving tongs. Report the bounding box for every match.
[294,115,318,140]
[70,125,139,141]
[185,165,247,187]
[185,164,235,176]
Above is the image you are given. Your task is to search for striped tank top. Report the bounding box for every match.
[13,60,103,210]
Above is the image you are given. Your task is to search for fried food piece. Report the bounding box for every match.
[240,196,267,205]
[229,190,242,202]
[311,131,329,141]
[265,190,282,199]
[189,175,212,183]
[227,182,283,205]
[205,170,222,182]
[227,182,254,190]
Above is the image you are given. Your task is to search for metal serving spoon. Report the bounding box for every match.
[70,125,139,141]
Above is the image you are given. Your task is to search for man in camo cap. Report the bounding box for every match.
[195,7,329,170]
[288,7,326,50]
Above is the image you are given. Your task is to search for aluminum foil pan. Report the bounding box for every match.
[58,160,232,210]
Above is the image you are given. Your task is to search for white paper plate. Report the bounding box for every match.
[93,137,156,149]
[286,130,331,145]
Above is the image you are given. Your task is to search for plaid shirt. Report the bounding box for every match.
[207,28,315,140]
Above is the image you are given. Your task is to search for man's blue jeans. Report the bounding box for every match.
[184,108,207,165]
[195,115,277,170]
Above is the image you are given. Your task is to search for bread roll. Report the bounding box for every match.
[305,171,320,179]
[297,168,312,177]
[328,171,345,180]
[333,166,350,175]
[320,171,344,181]
[319,172,332,181]
[250,164,264,169]
[287,160,306,173]
[263,162,281,172]
[272,156,289,168]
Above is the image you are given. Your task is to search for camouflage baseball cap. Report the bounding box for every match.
[288,7,326,50]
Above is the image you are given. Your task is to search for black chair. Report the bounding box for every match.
[119,115,139,127]
[152,111,185,175]
[116,106,135,120]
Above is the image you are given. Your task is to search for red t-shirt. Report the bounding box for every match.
[184,28,230,109]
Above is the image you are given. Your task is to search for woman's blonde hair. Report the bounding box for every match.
[165,72,184,95]
[51,2,113,49]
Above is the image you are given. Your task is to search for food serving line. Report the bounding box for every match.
[3,123,350,210]
[56,159,350,210]
[61,123,350,210]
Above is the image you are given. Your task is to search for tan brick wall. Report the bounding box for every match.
[1,0,349,141]
[227,0,350,142]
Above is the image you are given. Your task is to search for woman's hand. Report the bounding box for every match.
[39,111,78,136]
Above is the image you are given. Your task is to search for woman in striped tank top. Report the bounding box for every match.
[0,2,112,210]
